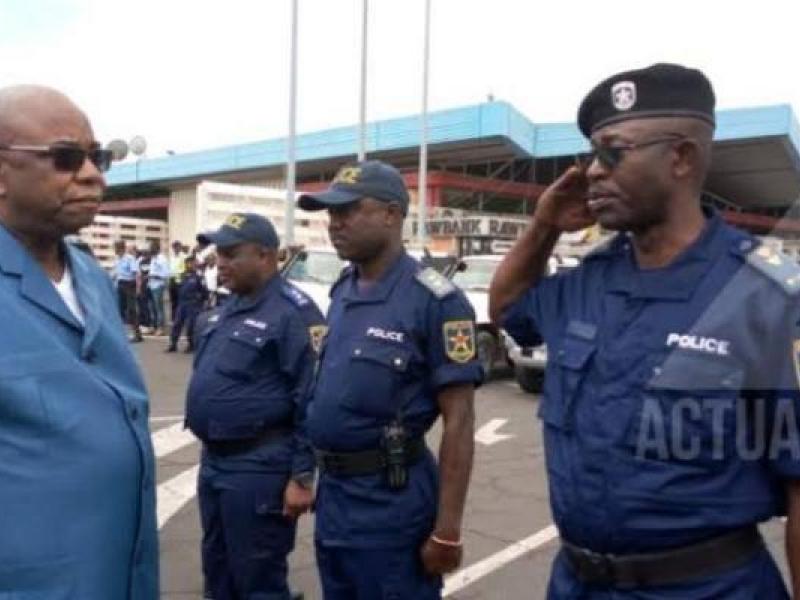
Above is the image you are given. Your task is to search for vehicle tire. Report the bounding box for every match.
[476,330,497,379]
[514,365,543,393]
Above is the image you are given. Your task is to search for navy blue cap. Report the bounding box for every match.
[197,213,280,249]
[577,63,716,137]
[298,160,409,215]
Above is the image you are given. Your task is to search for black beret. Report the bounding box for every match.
[577,63,716,137]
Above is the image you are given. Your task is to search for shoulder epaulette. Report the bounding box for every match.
[281,283,310,307]
[745,243,800,295]
[414,267,456,299]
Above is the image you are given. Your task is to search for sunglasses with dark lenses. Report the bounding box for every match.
[579,135,688,170]
[0,143,113,173]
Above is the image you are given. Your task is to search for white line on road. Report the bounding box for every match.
[157,464,200,529]
[474,418,515,446]
[443,524,559,596]
[150,415,185,423]
[151,422,198,459]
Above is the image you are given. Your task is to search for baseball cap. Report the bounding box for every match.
[196,213,280,249]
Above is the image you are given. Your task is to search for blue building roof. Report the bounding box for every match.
[106,101,800,189]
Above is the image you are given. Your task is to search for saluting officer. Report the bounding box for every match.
[185,213,323,600]
[298,160,483,599]
[490,63,800,598]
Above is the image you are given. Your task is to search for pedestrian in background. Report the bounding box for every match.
[113,238,143,342]
[167,255,207,352]
[169,239,186,319]
[148,239,169,335]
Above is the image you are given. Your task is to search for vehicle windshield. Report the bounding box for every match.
[284,251,346,285]
[451,258,501,291]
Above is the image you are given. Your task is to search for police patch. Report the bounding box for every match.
[444,320,476,363]
[309,325,328,354]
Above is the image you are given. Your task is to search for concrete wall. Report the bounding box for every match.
[168,186,199,248]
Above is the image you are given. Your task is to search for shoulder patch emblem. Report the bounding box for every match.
[745,244,800,295]
[444,320,476,363]
[415,267,456,299]
[308,325,328,354]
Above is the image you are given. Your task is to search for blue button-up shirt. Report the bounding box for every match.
[187,275,324,475]
[0,225,158,598]
[113,252,138,283]
[502,210,800,554]
[308,252,483,548]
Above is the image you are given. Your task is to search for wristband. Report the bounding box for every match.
[430,534,462,548]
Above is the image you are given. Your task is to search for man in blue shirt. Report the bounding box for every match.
[490,63,800,598]
[299,160,483,599]
[148,239,170,335]
[0,84,158,598]
[186,212,322,600]
[113,238,143,342]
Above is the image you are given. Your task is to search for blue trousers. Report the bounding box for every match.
[315,541,442,600]
[170,304,201,348]
[198,466,297,600]
[547,546,789,599]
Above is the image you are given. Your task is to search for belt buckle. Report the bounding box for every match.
[577,548,615,585]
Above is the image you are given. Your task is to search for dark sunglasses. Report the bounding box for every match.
[0,143,113,172]
[578,134,688,170]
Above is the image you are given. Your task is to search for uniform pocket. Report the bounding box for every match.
[538,333,596,430]
[343,340,412,418]
[252,488,296,557]
[625,352,744,467]
[216,327,272,380]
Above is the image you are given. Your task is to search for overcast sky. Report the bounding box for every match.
[1,0,798,158]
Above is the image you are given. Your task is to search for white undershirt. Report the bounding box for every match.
[52,264,86,326]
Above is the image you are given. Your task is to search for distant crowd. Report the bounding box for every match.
[111,238,229,347]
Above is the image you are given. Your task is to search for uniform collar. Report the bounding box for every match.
[226,272,282,314]
[342,250,413,305]
[606,208,726,300]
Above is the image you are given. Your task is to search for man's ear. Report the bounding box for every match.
[672,139,698,180]
[385,201,404,225]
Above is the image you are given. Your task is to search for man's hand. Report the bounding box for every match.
[420,535,463,576]
[535,165,594,233]
[282,479,313,519]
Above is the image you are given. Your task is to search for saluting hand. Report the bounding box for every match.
[535,165,595,233]
[420,535,463,576]
[282,480,314,519]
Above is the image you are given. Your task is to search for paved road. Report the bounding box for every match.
[136,339,791,599]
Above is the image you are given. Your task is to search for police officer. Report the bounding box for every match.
[113,238,143,342]
[490,63,800,598]
[0,84,158,597]
[167,254,208,352]
[186,213,323,600]
[298,160,483,599]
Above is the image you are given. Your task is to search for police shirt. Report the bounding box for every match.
[307,251,483,548]
[502,209,800,554]
[186,274,324,476]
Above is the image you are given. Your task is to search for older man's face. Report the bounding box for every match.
[0,91,105,240]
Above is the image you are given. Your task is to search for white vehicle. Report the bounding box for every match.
[506,255,580,392]
[281,247,346,315]
[450,254,508,378]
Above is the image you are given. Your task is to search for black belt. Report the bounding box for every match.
[204,427,292,457]
[563,525,763,589]
[315,438,426,477]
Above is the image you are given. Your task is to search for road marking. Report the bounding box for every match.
[151,421,198,459]
[443,524,559,596]
[150,415,184,423]
[157,464,200,529]
[474,418,515,446]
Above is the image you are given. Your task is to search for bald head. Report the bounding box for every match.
[0,85,90,146]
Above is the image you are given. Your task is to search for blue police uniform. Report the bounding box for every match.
[170,270,208,350]
[186,274,324,600]
[0,224,158,598]
[502,209,798,598]
[307,252,483,599]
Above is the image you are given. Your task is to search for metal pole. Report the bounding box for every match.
[358,0,369,161]
[285,0,299,245]
[416,0,431,247]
